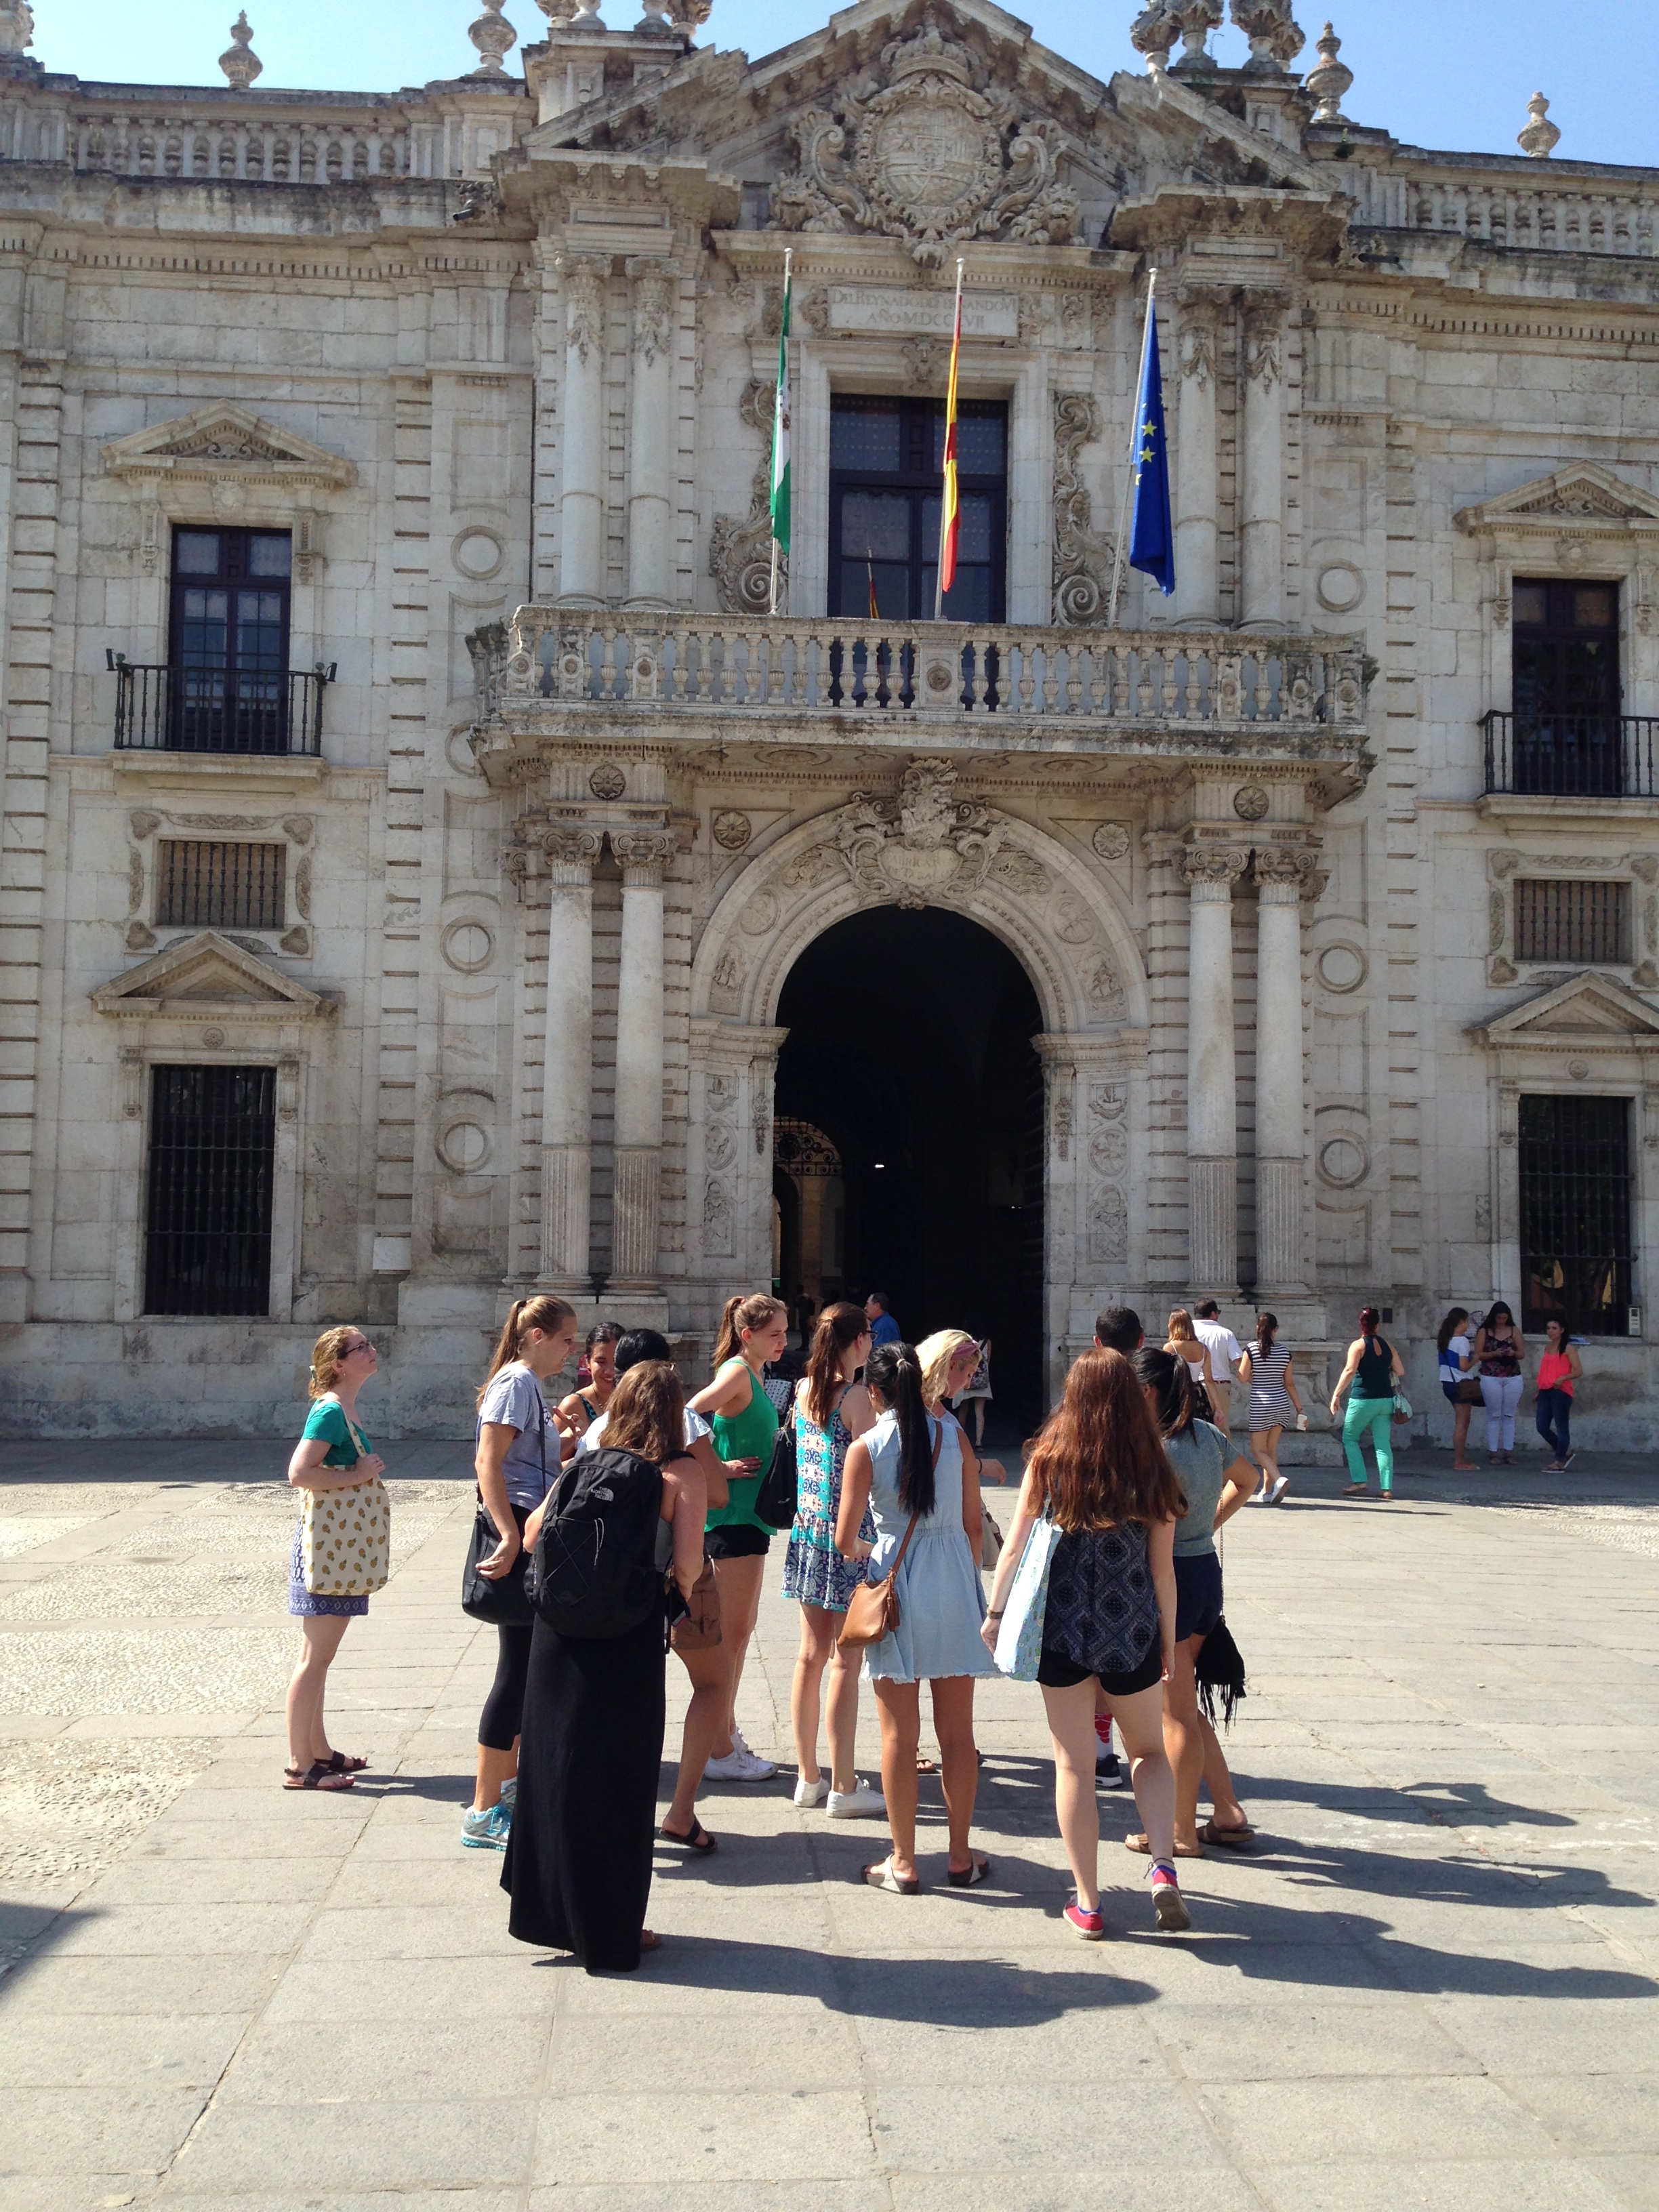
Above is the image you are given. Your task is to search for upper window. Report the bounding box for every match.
[828,395,1007,624]
[157,841,286,933]
[1513,878,1629,966]
[1504,577,1624,796]
[167,528,292,753]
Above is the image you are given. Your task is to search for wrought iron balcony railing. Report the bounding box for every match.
[108,655,334,757]
[474,612,1368,733]
[1481,710,1659,800]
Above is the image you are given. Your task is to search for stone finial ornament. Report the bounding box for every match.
[1304,22,1353,121]
[1129,0,1180,73]
[468,0,518,75]
[1170,0,1224,70]
[1230,0,1305,72]
[1517,91,1561,159]
[0,2,33,58]
[218,14,262,91]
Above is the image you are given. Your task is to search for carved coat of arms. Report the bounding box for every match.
[772,16,1078,267]
[835,760,1010,907]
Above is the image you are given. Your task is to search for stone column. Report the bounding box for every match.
[538,825,601,1291]
[1239,296,1286,628]
[555,252,610,605]
[1173,293,1219,627]
[1253,847,1316,1296]
[611,830,676,1291]
[1178,844,1249,1295]
[624,259,674,609]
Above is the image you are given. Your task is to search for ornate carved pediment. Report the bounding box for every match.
[92,931,334,1021]
[1456,464,1659,538]
[771,14,1078,266]
[785,758,1048,910]
[1474,972,1659,1050]
[102,403,358,493]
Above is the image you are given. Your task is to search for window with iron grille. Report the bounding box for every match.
[156,842,286,932]
[1513,878,1629,966]
[1519,1092,1632,1337]
[144,1065,276,1317]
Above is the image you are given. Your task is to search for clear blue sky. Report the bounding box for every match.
[30,1,1656,169]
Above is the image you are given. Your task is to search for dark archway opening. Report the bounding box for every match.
[774,906,1046,1420]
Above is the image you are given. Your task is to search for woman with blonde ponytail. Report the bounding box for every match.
[689,1292,789,1781]
[462,1293,579,1851]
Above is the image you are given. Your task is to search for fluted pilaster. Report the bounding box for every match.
[610,828,676,1292]
[1240,296,1286,628]
[556,251,611,605]
[539,824,600,1290]
[1178,842,1248,1294]
[1253,846,1318,1296]
[625,258,675,609]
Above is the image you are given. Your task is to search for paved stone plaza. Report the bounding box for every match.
[3,1439,1658,2211]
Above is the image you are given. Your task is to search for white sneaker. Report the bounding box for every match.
[826,1780,885,1818]
[731,1727,777,1779]
[1267,1476,1290,1506]
[705,1728,777,1783]
[794,1774,829,1807]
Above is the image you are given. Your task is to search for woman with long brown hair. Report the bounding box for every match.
[781,1301,882,1818]
[557,1319,623,1455]
[981,1348,1190,1937]
[463,1294,579,1850]
[504,1360,706,1972]
[689,1292,788,1781]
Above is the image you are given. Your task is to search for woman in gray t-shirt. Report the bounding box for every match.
[1132,1349,1259,1857]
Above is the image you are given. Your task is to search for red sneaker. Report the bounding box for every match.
[1063,1901,1106,1940]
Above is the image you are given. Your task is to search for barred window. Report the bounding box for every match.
[1513,878,1629,966]
[144,1065,276,1317]
[157,841,286,931]
[1519,1093,1632,1337]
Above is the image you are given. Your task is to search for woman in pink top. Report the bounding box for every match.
[1534,1316,1584,1472]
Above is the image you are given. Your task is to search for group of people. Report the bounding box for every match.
[1437,1301,1582,1471]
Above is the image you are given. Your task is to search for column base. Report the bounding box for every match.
[1187,1155,1237,1300]
[611,1145,661,1295]
[1254,1153,1308,1300]
[539,1144,592,1294]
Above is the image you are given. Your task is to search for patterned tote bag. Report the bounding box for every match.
[302,1416,391,1597]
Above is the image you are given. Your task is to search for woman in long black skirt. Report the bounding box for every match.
[504,1359,706,1973]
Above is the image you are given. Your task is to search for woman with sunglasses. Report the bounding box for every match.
[283,1326,386,1791]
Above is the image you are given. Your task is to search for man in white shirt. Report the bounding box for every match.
[1192,1300,1242,1430]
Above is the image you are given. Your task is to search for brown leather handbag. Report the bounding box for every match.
[837,1425,942,1652]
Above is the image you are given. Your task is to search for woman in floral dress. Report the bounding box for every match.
[783,1301,884,1818]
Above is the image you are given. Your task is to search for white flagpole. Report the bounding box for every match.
[1107,266,1158,633]
[769,248,792,617]
[933,255,964,624]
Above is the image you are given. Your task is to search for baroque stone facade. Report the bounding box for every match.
[2,1,1658,1441]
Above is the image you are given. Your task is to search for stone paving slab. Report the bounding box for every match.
[0,1444,1657,2206]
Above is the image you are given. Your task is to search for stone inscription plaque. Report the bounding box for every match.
[828,287,1019,340]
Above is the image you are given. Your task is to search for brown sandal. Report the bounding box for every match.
[1125,1831,1203,1859]
[283,1761,355,1792]
[324,1750,369,1775]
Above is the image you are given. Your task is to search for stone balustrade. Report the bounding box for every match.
[1340,161,1659,258]
[480,610,1368,733]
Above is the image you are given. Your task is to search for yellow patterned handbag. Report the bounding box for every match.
[301,1415,391,1597]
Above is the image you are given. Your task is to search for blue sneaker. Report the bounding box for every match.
[461,1803,510,1851]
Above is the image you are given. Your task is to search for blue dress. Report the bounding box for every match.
[781,1388,874,1614]
[860,1412,995,1685]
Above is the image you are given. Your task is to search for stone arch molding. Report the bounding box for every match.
[690,760,1149,1036]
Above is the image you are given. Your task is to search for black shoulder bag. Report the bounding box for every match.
[753,1389,800,1532]
[462,1387,544,1626]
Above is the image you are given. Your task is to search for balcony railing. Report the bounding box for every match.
[478,613,1368,733]
[1481,710,1659,800]
[108,655,334,757]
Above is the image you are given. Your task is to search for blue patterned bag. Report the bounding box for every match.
[993,1515,1061,1681]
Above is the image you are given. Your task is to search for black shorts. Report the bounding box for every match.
[704,1523,771,1561]
[1174,1551,1224,1643]
[1036,1637,1162,1696]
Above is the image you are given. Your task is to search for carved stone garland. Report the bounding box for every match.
[771,16,1078,268]
[708,377,776,616]
[1086,1082,1130,1267]
[1052,392,1115,626]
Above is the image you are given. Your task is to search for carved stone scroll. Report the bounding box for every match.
[1052,392,1115,625]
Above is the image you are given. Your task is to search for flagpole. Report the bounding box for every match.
[933,255,964,623]
[769,247,792,617]
[1108,266,1158,632]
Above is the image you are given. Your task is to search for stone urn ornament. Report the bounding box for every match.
[219,12,262,92]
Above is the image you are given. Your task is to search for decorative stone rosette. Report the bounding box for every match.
[302,1476,392,1597]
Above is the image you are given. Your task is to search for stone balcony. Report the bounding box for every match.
[468,610,1374,794]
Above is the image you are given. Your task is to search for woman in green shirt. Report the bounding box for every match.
[689,1293,787,1783]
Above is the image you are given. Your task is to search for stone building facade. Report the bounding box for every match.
[2,0,1658,1441]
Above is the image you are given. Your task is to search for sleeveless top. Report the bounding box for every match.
[1538,1349,1576,1395]
[1164,1419,1229,1559]
[705,1358,780,1533]
[1354,1335,1395,1399]
[1042,1520,1160,1677]
[1478,1327,1521,1379]
[1248,1342,1292,1397]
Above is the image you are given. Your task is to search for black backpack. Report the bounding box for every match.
[529,1444,667,1639]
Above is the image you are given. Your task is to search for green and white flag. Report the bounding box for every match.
[769,257,792,556]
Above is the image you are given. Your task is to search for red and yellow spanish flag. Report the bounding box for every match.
[937,260,964,608]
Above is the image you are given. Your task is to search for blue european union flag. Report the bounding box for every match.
[1128,310,1174,597]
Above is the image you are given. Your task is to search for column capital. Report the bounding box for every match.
[1242,296,1287,388]
[555,251,611,361]
[1253,845,1320,899]
[626,260,675,366]
[1176,298,1219,387]
[1176,843,1250,896]
[613,826,678,886]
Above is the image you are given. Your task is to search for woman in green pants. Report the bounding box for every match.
[1329,1307,1406,1498]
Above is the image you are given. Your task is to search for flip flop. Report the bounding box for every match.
[916,1755,939,1774]
[1342,1484,1370,1498]
[639,1929,661,1952]
[1199,1818,1256,1849]
[658,1816,718,1854]
[947,1853,992,1887]
[324,1750,369,1774]
[863,1858,922,1895]
[1125,1832,1203,1858]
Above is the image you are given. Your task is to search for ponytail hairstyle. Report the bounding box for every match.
[308,1325,363,1401]
[1358,1305,1382,1341]
[1132,1345,1196,1438]
[1256,1311,1278,1358]
[864,1340,937,1519]
[1436,1307,1471,1356]
[478,1293,576,1405]
[804,1300,869,1429]
[712,1292,787,1370]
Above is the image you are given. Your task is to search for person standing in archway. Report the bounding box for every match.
[865,1291,901,1349]
[691,1294,789,1782]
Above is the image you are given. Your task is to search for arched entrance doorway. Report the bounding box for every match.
[774,907,1046,1417]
